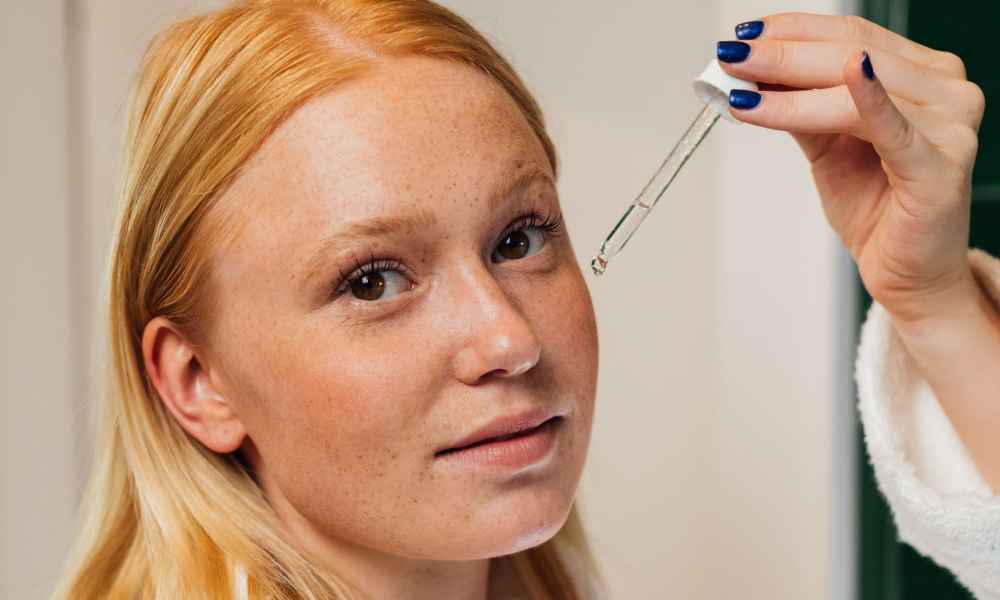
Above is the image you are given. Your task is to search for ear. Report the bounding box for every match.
[141,316,246,453]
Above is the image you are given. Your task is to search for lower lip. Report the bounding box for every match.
[436,417,562,470]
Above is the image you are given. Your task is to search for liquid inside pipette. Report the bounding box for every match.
[591,103,721,276]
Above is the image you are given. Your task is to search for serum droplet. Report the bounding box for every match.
[591,254,608,276]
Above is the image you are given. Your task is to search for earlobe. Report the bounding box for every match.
[141,316,247,454]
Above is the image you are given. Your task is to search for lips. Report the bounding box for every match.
[436,407,565,456]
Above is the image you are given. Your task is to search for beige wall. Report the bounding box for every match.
[711,0,850,596]
[2,1,854,598]
[2,2,80,598]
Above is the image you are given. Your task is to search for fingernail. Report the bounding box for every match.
[862,51,876,80]
[729,89,762,110]
[735,20,764,40]
[717,41,751,63]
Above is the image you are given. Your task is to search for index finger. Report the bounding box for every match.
[742,13,964,78]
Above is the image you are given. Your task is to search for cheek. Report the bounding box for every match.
[211,299,425,468]
[237,325,436,463]
[536,264,599,392]
[565,274,599,381]
[520,263,599,456]
[565,270,599,433]
[229,327,446,548]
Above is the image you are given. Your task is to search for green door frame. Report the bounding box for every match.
[856,1,999,598]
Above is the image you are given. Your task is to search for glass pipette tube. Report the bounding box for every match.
[591,103,721,276]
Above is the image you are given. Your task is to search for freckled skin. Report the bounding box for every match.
[204,56,598,592]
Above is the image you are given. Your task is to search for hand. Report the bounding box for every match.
[717,13,986,325]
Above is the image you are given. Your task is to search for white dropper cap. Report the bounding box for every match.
[692,59,759,123]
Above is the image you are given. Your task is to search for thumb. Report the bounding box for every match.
[844,50,929,181]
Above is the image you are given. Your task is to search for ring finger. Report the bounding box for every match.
[717,40,954,106]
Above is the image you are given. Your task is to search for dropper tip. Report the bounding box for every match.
[590,254,608,276]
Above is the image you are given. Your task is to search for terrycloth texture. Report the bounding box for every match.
[857,247,1000,600]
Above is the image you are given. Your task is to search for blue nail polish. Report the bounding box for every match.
[717,41,751,63]
[861,51,876,80]
[735,20,764,40]
[729,89,762,110]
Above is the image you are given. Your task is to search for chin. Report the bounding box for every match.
[411,418,589,561]
[500,511,570,555]
[454,487,576,560]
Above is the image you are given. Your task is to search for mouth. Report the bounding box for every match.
[435,415,563,456]
[433,412,565,471]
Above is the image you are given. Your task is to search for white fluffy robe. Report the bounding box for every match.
[857,247,1000,600]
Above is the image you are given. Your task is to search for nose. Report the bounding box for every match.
[449,264,542,385]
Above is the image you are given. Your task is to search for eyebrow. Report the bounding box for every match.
[301,166,556,285]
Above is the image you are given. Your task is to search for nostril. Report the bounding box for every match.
[482,359,534,381]
[482,368,508,380]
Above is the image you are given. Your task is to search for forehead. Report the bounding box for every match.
[215,55,551,267]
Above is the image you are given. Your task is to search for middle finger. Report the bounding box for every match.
[726,84,939,139]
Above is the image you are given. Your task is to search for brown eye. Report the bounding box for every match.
[339,265,409,302]
[494,228,545,263]
[498,230,530,260]
[350,272,386,301]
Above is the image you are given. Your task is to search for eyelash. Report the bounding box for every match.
[504,211,564,241]
[333,252,406,298]
[331,210,564,300]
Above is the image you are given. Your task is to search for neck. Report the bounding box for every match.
[304,537,493,600]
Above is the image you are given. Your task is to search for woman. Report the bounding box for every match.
[53,1,999,598]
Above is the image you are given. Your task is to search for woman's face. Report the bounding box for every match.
[206,55,598,562]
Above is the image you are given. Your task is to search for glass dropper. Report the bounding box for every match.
[591,103,719,275]
[591,59,758,276]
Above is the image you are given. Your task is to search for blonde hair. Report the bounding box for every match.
[53,1,599,598]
